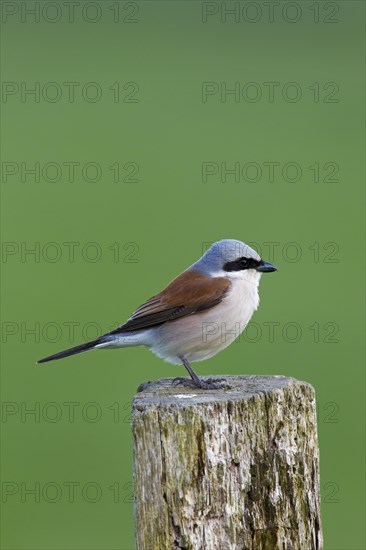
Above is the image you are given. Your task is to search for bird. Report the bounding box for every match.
[38,239,277,389]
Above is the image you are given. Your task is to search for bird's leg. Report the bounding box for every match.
[173,356,228,390]
[180,356,202,386]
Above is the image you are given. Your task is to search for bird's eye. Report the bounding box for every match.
[240,257,248,267]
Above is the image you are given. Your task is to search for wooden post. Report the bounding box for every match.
[131,375,323,550]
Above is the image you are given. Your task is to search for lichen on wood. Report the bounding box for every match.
[132,375,323,550]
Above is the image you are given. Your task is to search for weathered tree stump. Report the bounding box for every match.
[131,375,323,550]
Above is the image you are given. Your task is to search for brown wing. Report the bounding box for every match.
[109,269,230,334]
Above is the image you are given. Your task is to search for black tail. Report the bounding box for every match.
[37,338,103,364]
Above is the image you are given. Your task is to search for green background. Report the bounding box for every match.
[1,1,364,548]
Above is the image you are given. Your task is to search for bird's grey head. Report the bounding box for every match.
[191,239,277,279]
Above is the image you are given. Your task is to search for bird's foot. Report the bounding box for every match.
[172,377,199,389]
[173,377,229,390]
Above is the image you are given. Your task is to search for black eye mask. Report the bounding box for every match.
[223,257,261,272]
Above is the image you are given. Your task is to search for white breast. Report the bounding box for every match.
[215,275,260,333]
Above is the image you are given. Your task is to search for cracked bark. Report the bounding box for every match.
[131,375,323,550]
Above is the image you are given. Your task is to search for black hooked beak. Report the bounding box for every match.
[256,260,277,273]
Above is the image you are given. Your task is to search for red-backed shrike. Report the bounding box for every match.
[38,239,277,389]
